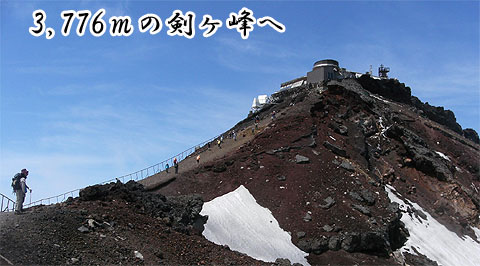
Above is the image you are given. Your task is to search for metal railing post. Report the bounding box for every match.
[0,193,16,212]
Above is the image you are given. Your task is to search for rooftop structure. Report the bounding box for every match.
[285,59,390,87]
[251,94,269,112]
[307,59,340,84]
[280,76,307,90]
[250,59,391,113]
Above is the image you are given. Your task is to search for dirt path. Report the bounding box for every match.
[0,213,8,229]
[140,114,276,190]
[0,212,17,265]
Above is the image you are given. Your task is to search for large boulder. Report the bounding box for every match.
[411,96,462,134]
[297,236,329,254]
[79,181,205,234]
[295,155,310,164]
[359,231,391,257]
[357,75,412,104]
[360,189,376,206]
[357,75,464,135]
[323,141,348,158]
[463,128,479,144]
[79,180,144,202]
[319,196,336,209]
[341,233,361,252]
[385,125,453,181]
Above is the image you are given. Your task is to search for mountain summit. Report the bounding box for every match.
[157,74,480,265]
[1,72,479,265]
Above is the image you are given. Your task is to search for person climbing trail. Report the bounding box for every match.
[173,158,178,174]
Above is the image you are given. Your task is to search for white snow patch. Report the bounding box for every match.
[377,117,391,137]
[200,185,309,265]
[471,183,478,194]
[435,151,451,161]
[371,94,391,104]
[385,185,480,266]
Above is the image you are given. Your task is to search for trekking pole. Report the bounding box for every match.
[29,190,32,205]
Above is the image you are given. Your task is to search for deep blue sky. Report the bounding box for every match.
[1,1,479,201]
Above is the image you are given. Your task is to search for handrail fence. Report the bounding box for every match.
[1,193,16,212]
[10,134,222,211]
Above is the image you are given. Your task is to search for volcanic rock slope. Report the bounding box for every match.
[1,77,478,266]
[0,181,268,265]
[157,77,480,265]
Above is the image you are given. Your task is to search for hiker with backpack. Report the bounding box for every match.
[12,169,31,214]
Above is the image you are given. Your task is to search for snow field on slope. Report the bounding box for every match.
[386,185,480,266]
[200,185,309,265]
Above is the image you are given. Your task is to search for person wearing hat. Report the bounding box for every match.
[173,158,178,174]
[13,169,31,214]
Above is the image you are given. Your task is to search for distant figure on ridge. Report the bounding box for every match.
[196,155,200,164]
[173,158,178,174]
[271,110,276,120]
[11,168,31,214]
[217,139,221,149]
[165,163,169,173]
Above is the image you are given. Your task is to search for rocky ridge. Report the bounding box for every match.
[158,77,480,265]
[1,75,479,265]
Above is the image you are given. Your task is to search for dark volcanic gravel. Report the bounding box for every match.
[0,182,267,265]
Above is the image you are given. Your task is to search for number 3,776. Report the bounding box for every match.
[29,9,133,39]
